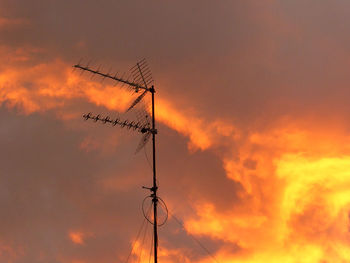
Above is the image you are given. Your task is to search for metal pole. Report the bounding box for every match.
[151,85,158,263]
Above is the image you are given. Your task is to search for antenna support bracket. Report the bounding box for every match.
[149,86,155,93]
[149,128,158,134]
[142,186,158,193]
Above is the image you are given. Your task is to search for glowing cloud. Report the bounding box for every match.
[69,231,85,245]
[184,123,350,262]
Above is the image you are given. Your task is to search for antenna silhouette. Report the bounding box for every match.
[74,59,162,263]
[82,113,150,133]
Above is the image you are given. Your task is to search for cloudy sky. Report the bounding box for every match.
[1,1,350,262]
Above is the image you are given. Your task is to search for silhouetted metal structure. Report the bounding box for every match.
[74,59,162,263]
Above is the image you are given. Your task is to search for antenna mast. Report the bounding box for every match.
[151,84,158,263]
[74,59,160,263]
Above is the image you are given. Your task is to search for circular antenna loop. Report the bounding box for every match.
[142,196,168,226]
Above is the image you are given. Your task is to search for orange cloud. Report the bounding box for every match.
[0,46,239,153]
[69,231,85,245]
[183,121,350,262]
[126,239,194,263]
[2,45,350,262]
[0,242,22,262]
[0,17,28,28]
[157,98,239,151]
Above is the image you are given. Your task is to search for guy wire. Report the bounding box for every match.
[139,205,153,263]
[169,211,221,263]
[148,228,154,263]
[126,202,153,263]
[143,143,153,171]
[125,216,147,263]
[138,215,150,263]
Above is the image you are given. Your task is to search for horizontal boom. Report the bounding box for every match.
[74,64,148,92]
[83,113,150,134]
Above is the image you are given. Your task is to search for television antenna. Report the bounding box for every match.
[74,59,164,263]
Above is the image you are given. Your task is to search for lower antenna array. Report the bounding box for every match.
[83,112,150,134]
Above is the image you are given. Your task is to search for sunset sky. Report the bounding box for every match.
[1,1,350,262]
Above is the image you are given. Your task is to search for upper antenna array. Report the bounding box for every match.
[74,58,152,92]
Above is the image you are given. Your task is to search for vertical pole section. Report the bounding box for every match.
[151,85,158,263]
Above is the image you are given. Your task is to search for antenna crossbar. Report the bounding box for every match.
[83,113,150,133]
[74,64,148,92]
